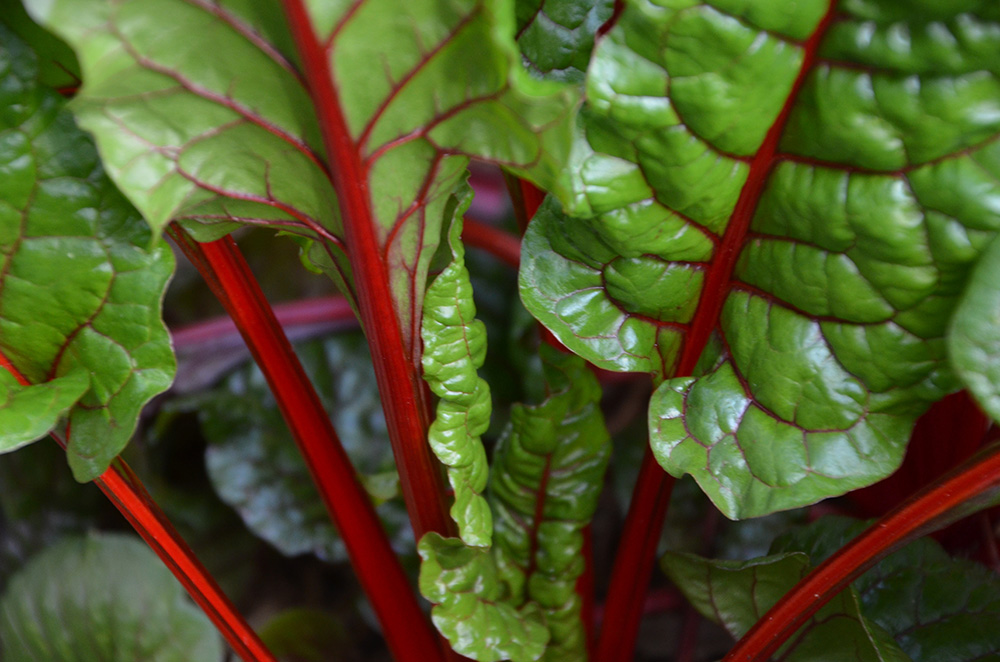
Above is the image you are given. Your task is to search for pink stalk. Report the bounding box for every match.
[724,439,1000,662]
[0,351,278,662]
[167,227,443,662]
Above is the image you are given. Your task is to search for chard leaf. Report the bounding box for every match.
[661,550,911,662]
[515,0,614,82]
[422,200,493,548]
[520,0,1000,518]
[419,533,549,662]
[198,335,410,562]
[0,533,223,662]
[948,233,1000,422]
[26,0,580,359]
[772,516,1000,662]
[419,345,610,661]
[0,23,174,481]
[489,344,610,661]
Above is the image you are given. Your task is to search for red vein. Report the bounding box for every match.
[0,352,278,662]
[168,228,443,662]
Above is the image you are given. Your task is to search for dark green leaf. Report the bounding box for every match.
[773,516,1000,662]
[515,0,614,82]
[0,533,223,662]
[0,23,175,480]
[661,550,910,662]
[198,334,410,562]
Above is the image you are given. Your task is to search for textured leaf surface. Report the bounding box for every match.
[422,209,493,547]
[419,533,549,662]
[27,0,579,357]
[199,335,410,562]
[489,345,610,661]
[520,0,1000,518]
[949,234,1000,422]
[662,550,910,662]
[0,23,175,480]
[0,533,223,662]
[773,516,1000,662]
[515,0,614,82]
[419,346,609,661]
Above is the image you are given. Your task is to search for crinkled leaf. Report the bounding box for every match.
[197,334,409,562]
[948,233,1000,422]
[773,516,1000,662]
[26,0,580,358]
[0,533,223,662]
[515,0,614,82]
[419,533,549,662]
[422,202,493,548]
[661,550,911,662]
[0,23,175,480]
[489,344,610,661]
[520,0,1000,518]
[419,345,609,661]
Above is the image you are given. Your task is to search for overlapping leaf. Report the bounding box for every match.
[197,335,410,562]
[949,234,1000,422]
[419,346,610,661]
[519,0,1000,518]
[662,549,911,662]
[0,23,174,480]
[0,533,223,661]
[772,516,1000,662]
[26,0,580,358]
[515,0,614,82]
[422,203,494,548]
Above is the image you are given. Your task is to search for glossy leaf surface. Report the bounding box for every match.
[422,209,493,547]
[662,550,910,662]
[419,346,609,661]
[949,234,1000,422]
[0,23,175,480]
[198,335,409,562]
[515,0,614,82]
[773,516,1000,662]
[520,0,1000,518]
[0,533,223,662]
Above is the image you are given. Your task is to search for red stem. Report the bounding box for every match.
[280,0,453,545]
[0,353,277,662]
[595,451,675,662]
[167,228,442,662]
[724,440,1000,662]
[462,217,521,269]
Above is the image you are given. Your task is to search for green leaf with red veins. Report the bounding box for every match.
[948,233,1000,423]
[25,0,580,357]
[661,550,911,662]
[515,0,614,83]
[519,0,1000,518]
[0,24,174,481]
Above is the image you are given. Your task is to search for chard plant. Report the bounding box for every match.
[1,0,1000,660]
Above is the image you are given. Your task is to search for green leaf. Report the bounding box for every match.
[520,0,1000,518]
[198,334,410,562]
[26,0,580,355]
[948,233,1000,422]
[422,201,494,548]
[419,345,610,661]
[772,516,1000,662]
[0,533,223,662]
[419,533,549,662]
[0,23,175,481]
[661,550,911,662]
[489,344,610,661]
[515,0,614,82]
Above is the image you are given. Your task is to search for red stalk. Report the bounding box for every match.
[167,228,442,662]
[280,0,453,545]
[462,217,521,269]
[0,352,277,662]
[725,438,1000,661]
